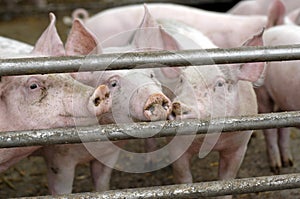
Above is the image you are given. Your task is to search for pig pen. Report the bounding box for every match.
[1,2,300,199]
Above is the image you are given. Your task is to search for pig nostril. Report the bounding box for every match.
[94,97,100,107]
[162,101,169,111]
[148,105,155,114]
[105,92,110,99]
[182,111,189,115]
[171,111,177,118]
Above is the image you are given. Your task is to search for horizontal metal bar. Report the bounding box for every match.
[1,44,300,76]
[0,111,299,148]
[17,173,300,198]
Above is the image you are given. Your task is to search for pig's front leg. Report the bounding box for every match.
[42,146,77,195]
[46,161,75,195]
[89,141,124,192]
[263,128,281,174]
[278,128,293,168]
[170,150,193,184]
[218,132,252,180]
[90,160,114,191]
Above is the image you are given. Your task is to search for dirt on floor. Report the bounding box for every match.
[0,8,300,199]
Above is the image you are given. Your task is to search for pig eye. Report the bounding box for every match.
[150,73,154,78]
[110,80,118,88]
[29,83,39,90]
[215,79,225,87]
[217,81,224,87]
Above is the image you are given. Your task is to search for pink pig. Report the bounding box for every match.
[254,24,300,174]
[0,13,111,173]
[228,0,300,16]
[77,6,264,199]
[73,0,286,48]
[0,36,32,58]
[38,12,174,195]
[166,25,264,199]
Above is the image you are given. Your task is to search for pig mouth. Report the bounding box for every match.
[143,94,171,121]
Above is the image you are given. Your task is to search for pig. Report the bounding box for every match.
[38,12,173,195]
[71,0,286,48]
[228,0,298,174]
[255,25,300,174]
[0,13,110,173]
[167,27,264,199]
[89,6,263,198]
[228,0,300,15]
[0,36,32,58]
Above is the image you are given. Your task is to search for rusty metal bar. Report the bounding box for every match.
[0,44,300,76]
[0,111,299,148]
[17,173,300,198]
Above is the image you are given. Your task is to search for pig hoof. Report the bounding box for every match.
[282,159,294,168]
[270,166,281,175]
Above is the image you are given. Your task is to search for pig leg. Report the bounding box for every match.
[215,138,251,199]
[90,142,123,191]
[263,129,281,174]
[90,161,113,191]
[46,162,76,195]
[255,86,282,173]
[144,138,159,170]
[42,147,76,195]
[218,139,249,180]
[278,128,293,168]
[170,151,193,184]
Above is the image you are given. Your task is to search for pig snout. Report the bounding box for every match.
[144,93,171,121]
[88,85,111,116]
[170,102,197,120]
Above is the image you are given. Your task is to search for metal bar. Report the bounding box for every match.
[17,173,300,198]
[1,44,300,76]
[0,111,299,148]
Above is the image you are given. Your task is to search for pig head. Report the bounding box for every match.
[0,13,111,173]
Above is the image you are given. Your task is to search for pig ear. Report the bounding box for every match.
[132,4,180,51]
[31,13,65,56]
[236,29,265,82]
[266,0,286,28]
[65,19,102,55]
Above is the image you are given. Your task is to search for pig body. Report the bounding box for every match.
[0,36,32,58]
[79,2,286,48]
[228,0,299,15]
[0,14,109,173]
[255,25,300,173]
